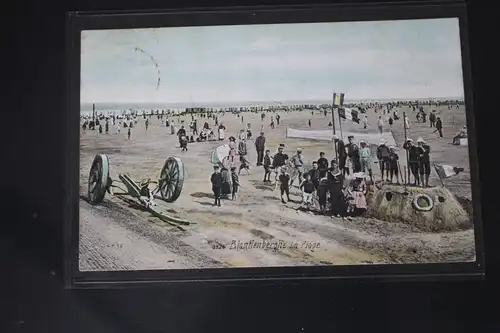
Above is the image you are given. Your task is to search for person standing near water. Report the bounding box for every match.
[127,127,131,140]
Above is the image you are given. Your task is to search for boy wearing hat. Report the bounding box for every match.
[290,148,305,188]
[376,139,391,181]
[403,138,421,186]
[299,173,315,209]
[359,140,373,182]
[417,137,431,187]
[346,136,361,173]
[388,146,400,184]
[317,152,329,178]
[210,165,223,207]
[272,144,288,169]
[263,150,272,182]
[278,168,291,204]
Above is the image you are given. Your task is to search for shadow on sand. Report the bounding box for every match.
[262,195,280,201]
[190,192,214,199]
[195,201,215,206]
[249,180,275,191]
[250,229,274,240]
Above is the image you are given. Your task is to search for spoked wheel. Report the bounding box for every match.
[159,157,185,202]
[88,154,110,204]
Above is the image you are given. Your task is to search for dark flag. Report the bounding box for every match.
[338,107,360,124]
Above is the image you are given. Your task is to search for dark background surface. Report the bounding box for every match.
[1,0,497,332]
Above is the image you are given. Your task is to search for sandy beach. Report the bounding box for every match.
[79,104,476,271]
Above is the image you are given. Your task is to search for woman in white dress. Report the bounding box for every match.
[218,123,226,140]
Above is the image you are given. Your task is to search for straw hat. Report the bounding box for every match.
[406,138,413,142]
[417,137,425,143]
[359,139,367,145]
[379,138,386,145]
[297,148,303,152]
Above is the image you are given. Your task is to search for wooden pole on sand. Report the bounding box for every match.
[331,92,338,161]
[403,111,410,185]
[337,105,344,140]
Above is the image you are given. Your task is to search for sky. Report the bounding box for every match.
[80,18,464,104]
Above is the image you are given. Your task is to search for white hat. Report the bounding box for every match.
[359,139,367,144]
[389,145,398,151]
[379,139,386,145]
[297,148,303,151]
[353,172,365,179]
[417,137,425,143]
[406,138,413,142]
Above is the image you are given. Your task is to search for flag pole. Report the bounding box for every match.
[92,103,95,130]
[337,105,344,141]
[403,111,410,185]
[331,92,338,161]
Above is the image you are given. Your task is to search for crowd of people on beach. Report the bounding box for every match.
[82,99,467,217]
[204,99,466,216]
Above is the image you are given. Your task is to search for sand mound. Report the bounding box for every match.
[366,183,472,232]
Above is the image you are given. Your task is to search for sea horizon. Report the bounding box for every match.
[80,97,464,113]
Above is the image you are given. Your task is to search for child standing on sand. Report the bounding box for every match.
[263,150,272,182]
[388,146,400,184]
[299,173,315,209]
[127,127,131,140]
[238,155,251,175]
[231,167,240,201]
[279,168,291,204]
[210,165,222,207]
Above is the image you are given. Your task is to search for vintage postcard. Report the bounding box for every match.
[79,18,476,272]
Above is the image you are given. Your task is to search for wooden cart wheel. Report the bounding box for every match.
[88,154,110,204]
[159,157,185,202]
